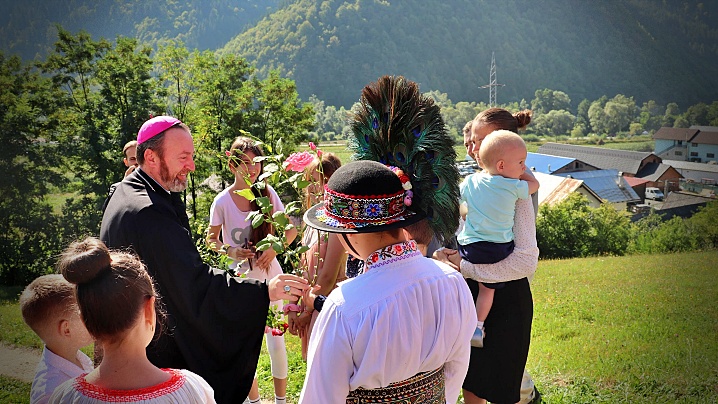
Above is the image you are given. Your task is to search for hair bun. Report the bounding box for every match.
[514,109,533,129]
[58,237,112,284]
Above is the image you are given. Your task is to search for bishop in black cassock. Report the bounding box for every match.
[100,116,304,403]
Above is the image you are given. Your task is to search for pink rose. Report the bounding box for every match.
[225,150,231,157]
[285,151,315,172]
[317,149,322,158]
[309,142,317,151]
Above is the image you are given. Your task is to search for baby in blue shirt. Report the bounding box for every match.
[458,130,539,347]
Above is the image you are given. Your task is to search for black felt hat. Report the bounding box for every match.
[303,160,424,233]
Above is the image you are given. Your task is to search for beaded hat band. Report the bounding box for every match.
[320,186,413,228]
[303,160,423,234]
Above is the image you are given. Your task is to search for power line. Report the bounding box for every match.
[478,52,505,107]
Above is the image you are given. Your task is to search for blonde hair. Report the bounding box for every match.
[122,140,138,158]
[478,130,527,170]
[20,274,77,338]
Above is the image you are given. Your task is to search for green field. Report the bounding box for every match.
[2,251,716,403]
[318,135,655,165]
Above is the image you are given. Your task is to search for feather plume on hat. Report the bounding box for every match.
[348,75,460,245]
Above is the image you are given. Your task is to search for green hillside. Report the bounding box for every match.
[0,0,280,61]
[2,0,717,110]
[0,0,718,108]
[222,0,718,108]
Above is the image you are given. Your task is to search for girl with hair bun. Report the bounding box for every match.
[50,237,216,403]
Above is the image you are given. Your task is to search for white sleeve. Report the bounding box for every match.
[299,303,353,403]
[180,370,217,403]
[460,197,539,282]
[442,281,474,403]
[208,193,223,227]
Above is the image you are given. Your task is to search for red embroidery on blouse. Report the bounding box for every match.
[365,240,420,271]
[74,368,185,401]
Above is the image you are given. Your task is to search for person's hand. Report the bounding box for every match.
[295,310,312,338]
[268,274,309,301]
[256,248,277,272]
[433,248,461,271]
[301,284,322,312]
[287,311,300,335]
[228,246,255,261]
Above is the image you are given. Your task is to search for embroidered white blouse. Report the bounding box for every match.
[299,240,476,404]
[460,198,539,283]
[48,368,215,403]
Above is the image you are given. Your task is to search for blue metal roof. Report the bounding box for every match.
[526,152,575,174]
[556,169,640,203]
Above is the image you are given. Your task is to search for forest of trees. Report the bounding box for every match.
[2,17,717,286]
[224,0,718,108]
[2,1,717,109]
[308,88,718,144]
[0,0,281,61]
[0,29,313,285]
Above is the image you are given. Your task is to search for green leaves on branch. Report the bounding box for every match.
[255,234,284,254]
[537,195,718,259]
[537,193,631,259]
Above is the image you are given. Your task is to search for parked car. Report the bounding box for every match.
[630,203,651,213]
[456,159,479,177]
[645,187,664,201]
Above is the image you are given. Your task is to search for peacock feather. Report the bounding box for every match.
[347,75,460,245]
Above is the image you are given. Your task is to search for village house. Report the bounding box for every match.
[537,142,683,193]
[653,126,718,163]
[554,169,641,211]
[532,171,602,208]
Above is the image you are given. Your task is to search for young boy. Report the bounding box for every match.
[20,274,94,404]
[458,129,539,347]
[299,160,476,403]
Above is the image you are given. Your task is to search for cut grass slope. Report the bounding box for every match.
[1,251,716,403]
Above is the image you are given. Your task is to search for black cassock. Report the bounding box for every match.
[100,168,269,403]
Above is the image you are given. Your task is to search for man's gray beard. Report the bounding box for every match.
[160,160,188,192]
[168,178,188,192]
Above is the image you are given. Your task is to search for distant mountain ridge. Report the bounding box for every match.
[2,0,716,109]
[222,0,718,108]
[0,0,280,61]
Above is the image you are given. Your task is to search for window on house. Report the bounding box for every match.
[677,141,683,145]
[690,152,698,156]
[708,153,715,158]
[692,143,698,147]
[675,151,683,156]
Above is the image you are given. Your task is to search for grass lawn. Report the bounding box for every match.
[529,251,718,403]
[2,251,716,403]
[0,376,30,403]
